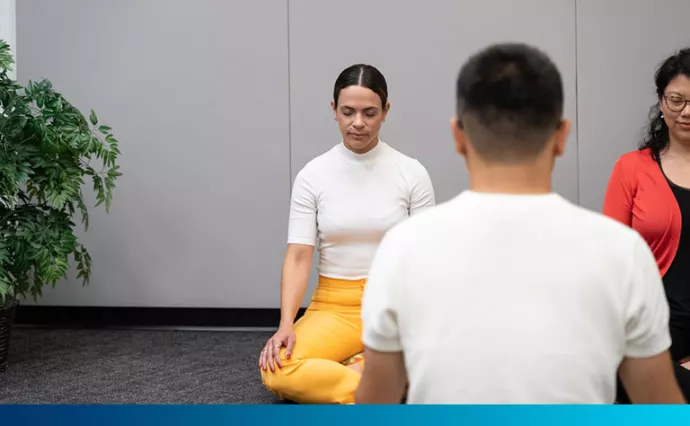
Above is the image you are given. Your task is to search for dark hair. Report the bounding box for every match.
[639,48,690,161]
[333,64,388,108]
[456,43,564,163]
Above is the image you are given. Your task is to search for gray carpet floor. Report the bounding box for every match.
[0,328,287,404]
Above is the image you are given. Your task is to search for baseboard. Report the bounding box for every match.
[13,306,307,329]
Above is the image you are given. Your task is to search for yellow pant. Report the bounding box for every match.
[260,276,366,404]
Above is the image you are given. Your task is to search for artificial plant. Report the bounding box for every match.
[0,40,121,304]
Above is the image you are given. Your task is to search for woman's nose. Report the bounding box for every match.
[681,103,690,117]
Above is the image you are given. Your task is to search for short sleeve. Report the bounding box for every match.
[602,155,635,226]
[286,169,317,246]
[361,228,406,352]
[624,237,672,358]
[408,160,436,216]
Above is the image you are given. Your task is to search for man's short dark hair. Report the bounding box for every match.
[456,43,564,163]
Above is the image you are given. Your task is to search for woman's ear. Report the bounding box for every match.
[658,96,668,117]
[381,101,391,122]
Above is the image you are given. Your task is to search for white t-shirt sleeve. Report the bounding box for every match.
[624,237,672,358]
[408,160,435,216]
[361,228,406,352]
[286,169,317,246]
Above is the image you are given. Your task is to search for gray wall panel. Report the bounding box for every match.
[288,0,579,301]
[289,0,579,203]
[576,0,690,211]
[19,0,667,309]
[16,0,290,307]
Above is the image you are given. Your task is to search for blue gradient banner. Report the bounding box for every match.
[0,405,689,425]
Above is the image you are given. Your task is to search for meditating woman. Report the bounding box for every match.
[258,64,435,404]
[603,48,690,402]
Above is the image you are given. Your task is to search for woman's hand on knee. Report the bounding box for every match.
[259,325,296,373]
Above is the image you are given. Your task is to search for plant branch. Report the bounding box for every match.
[0,39,121,300]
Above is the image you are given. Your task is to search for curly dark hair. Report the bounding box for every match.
[640,48,690,161]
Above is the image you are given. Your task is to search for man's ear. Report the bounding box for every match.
[553,118,571,158]
[330,100,337,117]
[450,117,468,157]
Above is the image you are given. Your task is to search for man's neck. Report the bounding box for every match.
[468,163,552,195]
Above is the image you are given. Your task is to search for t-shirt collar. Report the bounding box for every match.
[337,138,385,162]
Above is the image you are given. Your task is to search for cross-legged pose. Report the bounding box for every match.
[603,48,690,402]
[355,43,684,404]
[258,64,435,404]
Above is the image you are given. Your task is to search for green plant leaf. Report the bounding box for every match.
[0,40,15,72]
[89,109,98,126]
[76,191,89,231]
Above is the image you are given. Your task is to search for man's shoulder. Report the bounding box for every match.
[386,199,458,241]
[387,194,645,253]
[544,201,652,275]
[564,201,642,240]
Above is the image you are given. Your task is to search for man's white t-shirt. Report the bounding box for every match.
[287,140,435,279]
[361,190,671,404]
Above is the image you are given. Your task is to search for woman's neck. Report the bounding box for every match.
[664,138,690,160]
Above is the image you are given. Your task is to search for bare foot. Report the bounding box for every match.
[347,362,363,374]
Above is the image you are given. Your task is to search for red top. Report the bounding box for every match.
[603,148,681,277]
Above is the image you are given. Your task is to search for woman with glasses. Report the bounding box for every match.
[603,48,690,402]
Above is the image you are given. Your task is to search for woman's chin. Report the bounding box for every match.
[345,138,377,153]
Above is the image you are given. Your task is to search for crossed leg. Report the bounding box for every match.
[260,308,364,404]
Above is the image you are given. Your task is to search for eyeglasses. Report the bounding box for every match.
[664,94,690,113]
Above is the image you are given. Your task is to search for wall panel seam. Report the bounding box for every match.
[574,0,581,205]
[286,0,293,194]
